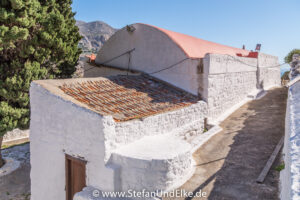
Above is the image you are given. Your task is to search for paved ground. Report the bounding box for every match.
[165,87,287,200]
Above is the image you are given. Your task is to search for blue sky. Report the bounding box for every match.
[72,0,299,72]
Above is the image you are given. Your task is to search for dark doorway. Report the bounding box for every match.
[65,155,86,200]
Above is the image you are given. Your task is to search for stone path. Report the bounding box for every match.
[165,87,287,200]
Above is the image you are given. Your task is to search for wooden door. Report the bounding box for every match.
[65,155,87,200]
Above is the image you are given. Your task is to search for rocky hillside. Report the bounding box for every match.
[76,20,116,53]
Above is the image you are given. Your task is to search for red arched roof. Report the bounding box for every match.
[141,24,251,59]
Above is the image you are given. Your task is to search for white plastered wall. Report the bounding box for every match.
[30,83,117,200]
[280,80,300,200]
[95,23,200,95]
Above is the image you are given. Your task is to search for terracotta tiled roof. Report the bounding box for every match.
[59,75,199,122]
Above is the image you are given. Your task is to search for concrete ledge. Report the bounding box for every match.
[111,135,194,192]
[3,129,29,146]
[2,137,29,146]
[280,80,300,200]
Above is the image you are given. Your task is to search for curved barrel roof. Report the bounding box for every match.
[141,23,251,59]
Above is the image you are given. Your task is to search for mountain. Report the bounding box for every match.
[76,20,117,53]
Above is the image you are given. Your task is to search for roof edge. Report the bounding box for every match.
[31,78,112,117]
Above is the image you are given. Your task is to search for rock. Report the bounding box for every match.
[76,20,116,52]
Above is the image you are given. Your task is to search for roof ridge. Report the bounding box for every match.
[135,23,250,58]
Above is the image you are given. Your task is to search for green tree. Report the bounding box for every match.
[0,0,81,167]
[285,49,300,63]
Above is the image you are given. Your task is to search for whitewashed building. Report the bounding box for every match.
[30,23,281,200]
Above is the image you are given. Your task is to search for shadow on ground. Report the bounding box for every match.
[167,87,287,200]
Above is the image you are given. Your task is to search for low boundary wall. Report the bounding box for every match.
[280,55,300,200]
[280,80,300,200]
[2,129,29,146]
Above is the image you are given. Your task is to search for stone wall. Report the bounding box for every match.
[201,53,280,123]
[103,101,207,162]
[257,53,281,89]
[203,54,258,122]
[280,54,300,200]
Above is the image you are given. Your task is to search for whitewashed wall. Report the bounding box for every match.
[102,102,207,193]
[95,24,200,95]
[30,83,117,200]
[112,102,206,147]
[203,54,258,122]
